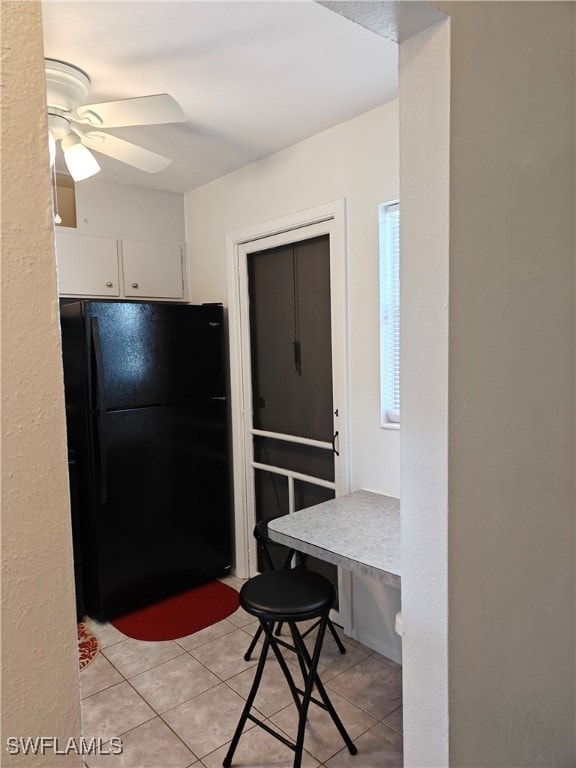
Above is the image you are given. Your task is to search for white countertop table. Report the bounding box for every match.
[267,489,400,588]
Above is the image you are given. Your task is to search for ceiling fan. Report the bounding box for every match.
[45,58,186,181]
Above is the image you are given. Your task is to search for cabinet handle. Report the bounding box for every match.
[105,282,113,288]
[132,282,139,289]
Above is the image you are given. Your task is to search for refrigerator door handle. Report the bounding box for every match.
[90,317,107,412]
[90,317,108,503]
[97,413,108,504]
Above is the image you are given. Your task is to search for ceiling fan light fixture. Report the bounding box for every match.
[48,130,56,167]
[48,112,72,140]
[61,134,101,181]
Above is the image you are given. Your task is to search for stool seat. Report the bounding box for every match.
[253,516,277,545]
[224,569,356,768]
[252,516,299,572]
[243,517,345,662]
[241,570,336,623]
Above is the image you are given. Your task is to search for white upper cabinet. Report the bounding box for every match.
[55,231,186,301]
[122,240,184,299]
[56,232,120,296]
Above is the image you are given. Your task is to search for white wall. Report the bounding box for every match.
[60,178,185,243]
[332,3,576,763]
[399,18,450,767]
[186,101,399,494]
[184,101,402,659]
[439,3,575,765]
[1,2,82,764]
[400,4,575,766]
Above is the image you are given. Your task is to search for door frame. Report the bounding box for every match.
[226,199,350,584]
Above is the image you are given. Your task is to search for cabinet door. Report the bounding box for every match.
[122,240,184,299]
[56,232,119,296]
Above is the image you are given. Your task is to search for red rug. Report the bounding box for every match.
[110,581,240,641]
[78,623,100,670]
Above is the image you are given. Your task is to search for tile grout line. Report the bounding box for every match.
[85,654,204,765]
[81,602,402,766]
[100,640,188,677]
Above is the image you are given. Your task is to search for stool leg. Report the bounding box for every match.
[288,618,329,768]
[243,619,286,660]
[290,624,311,686]
[223,623,271,768]
[281,548,296,570]
[290,619,357,758]
[301,617,346,654]
[260,620,302,715]
[297,558,345,655]
[243,623,263,661]
[327,619,347,654]
[262,542,276,571]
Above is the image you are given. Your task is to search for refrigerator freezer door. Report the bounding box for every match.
[85,302,225,410]
[88,400,231,619]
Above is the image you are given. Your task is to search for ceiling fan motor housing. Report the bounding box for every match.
[44,57,182,175]
[45,59,90,113]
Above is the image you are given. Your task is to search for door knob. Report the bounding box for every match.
[105,282,113,288]
[132,282,139,289]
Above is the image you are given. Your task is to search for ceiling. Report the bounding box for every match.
[41,1,398,195]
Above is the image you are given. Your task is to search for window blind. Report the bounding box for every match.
[379,202,400,424]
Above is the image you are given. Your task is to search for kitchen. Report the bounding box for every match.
[44,0,402,765]
[4,3,575,767]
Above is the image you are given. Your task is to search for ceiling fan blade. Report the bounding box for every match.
[75,94,186,128]
[81,132,172,173]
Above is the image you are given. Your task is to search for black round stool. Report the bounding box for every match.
[244,517,346,661]
[223,570,357,768]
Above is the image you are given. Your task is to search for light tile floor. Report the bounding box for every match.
[81,576,403,768]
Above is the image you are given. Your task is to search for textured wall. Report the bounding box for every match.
[1,2,83,765]
[323,1,575,764]
[440,3,576,765]
[399,18,451,767]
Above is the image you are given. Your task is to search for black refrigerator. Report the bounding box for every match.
[60,300,232,621]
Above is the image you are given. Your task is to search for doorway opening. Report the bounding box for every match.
[226,200,350,624]
[248,233,338,597]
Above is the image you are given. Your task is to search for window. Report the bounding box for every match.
[379,201,400,425]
